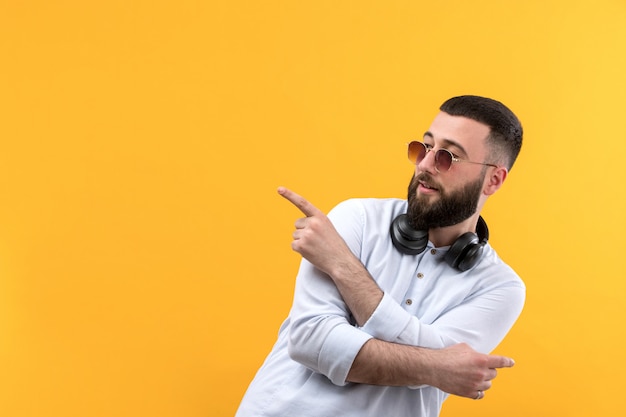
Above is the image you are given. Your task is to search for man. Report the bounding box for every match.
[236,95,525,417]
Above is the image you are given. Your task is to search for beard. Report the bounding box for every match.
[407,170,485,230]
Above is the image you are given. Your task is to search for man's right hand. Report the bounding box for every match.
[427,343,515,400]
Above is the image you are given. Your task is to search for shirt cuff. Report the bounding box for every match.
[318,325,373,386]
[359,292,414,342]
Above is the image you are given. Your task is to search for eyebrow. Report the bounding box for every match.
[423,131,469,158]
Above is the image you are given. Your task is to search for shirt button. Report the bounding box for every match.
[430,249,437,255]
[406,299,413,305]
[417,273,424,279]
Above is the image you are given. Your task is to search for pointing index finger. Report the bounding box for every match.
[277,187,323,217]
[487,355,516,369]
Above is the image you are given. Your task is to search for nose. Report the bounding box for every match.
[416,148,437,174]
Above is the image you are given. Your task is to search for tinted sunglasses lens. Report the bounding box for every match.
[434,149,453,171]
[408,141,425,164]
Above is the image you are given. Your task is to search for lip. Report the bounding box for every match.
[418,180,439,195]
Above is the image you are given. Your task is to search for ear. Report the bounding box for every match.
[483,166,507,196]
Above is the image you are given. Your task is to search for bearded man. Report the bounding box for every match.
[236,95,525,417]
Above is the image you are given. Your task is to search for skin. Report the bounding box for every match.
[277,112,513,400]
[415,112,507,246]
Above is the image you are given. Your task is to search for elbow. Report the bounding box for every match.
[286,335,309,366]
[287,320,321,370]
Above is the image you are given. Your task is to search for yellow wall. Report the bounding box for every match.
[1,1,625,416]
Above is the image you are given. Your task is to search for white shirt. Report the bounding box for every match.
[236,198,525,417]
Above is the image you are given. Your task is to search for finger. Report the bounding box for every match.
[485,368,497,381]
[486,355,515,369]
[278,187,324,217]
[294,217,308,229]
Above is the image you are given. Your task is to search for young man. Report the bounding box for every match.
[236,96,525,417]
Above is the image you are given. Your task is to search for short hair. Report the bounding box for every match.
[440,95,523,171]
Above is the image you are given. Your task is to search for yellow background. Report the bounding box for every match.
[1,1,625,416]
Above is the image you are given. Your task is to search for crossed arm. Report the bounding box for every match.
[278,187,516,399]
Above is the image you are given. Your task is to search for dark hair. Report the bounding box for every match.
[440,95,523,171]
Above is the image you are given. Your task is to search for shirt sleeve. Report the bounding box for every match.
[287,259,374,386]
[360,279,525,353]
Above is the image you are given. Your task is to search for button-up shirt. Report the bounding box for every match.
[236,198,525,417]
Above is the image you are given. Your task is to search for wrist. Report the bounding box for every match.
[418,348,442,388]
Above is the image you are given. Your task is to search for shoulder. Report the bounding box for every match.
[475,244,525,290]
[329,198,407,220]
[327,198,408,246]
[325,198,408,261]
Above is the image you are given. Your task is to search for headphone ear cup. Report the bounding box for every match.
[456,243,484,272]
[444,232,479,270]
[390,214,428,255]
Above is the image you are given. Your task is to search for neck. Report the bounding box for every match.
[428,213,482,248]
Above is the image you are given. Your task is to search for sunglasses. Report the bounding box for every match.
[407,141,498,173]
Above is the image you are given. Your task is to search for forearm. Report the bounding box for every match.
[347,338,514,398]
[346,338,434,386]
[328,254,383,327]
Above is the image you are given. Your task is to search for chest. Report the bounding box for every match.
[362,242,478,323]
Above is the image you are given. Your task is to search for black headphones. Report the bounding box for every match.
[390,214,489,272]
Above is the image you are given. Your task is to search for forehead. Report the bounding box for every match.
[426,112,491,149]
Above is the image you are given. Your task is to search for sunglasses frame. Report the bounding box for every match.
[408,141,498,173]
